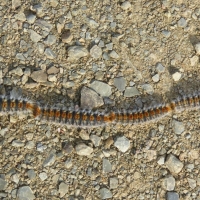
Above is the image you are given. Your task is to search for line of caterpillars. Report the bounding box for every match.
[0,93,200,127]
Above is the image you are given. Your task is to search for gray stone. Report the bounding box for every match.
[121,1,131,10]
[90,45,102,59]
[152,74,159,82]
[79,130,90,140]
[26,14,36,24]
[47,66,59,74]
[124,87,139,97]
[35,19,53,32]
[43,152,56,167]
[99,188,112,199]
[162,175,175,191]
[32,4,43,17]
[67,46,88,61]
[172,72,181,81]
[90,81,112,97]
[178,18,187,28]
[49,0,58,7]
[10,67,23,76]
[12,0,21,9]
[157,155,165,165]
[109,50,119,59]
[61,31,73,43]
[166,192,179,200]
[39,172,48,181]
[194,42,200,55]
[44,35,56,46]
[106,43,113,50]
[156,63,165,73]
[12,140,24,147]
[0,178,7,190]
[31,70,47,82]
[190,55,199,66]
[109,177,118,189]
[36,143,47,152]
[27,170,36,180]
[162,30,171,37]
[17,186,35,200]
[114,136,130,153]
[187,178,196,189]
[90,135,101,147]
[172,120,185,135]
[64,158,73,169]
[62,141,74,155]
[142,84,154,95]
[81,86,104,109]
[16,53,25,61]
[165,154,184,174]
[102,158,112,173]
[37,43,44,54]
[114,77,126,91]
[44,48,57,59]
[29,30,42,43]
[75,143,93,156]
[14,12,26,21]
[59,182,68,198]
[87,18,99,28]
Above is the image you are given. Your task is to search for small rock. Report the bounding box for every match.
[75,143,93,156]
[121,1,131,10]
[190,55,199,66]
[10,67,23,76]
[114,77,126,91]
[114,136,130,153]
[124,87,139,97]
[62,80,74,88]
[27,170,36,180]
[59,182,68,198]
[133,171,141,179]
[157,155,165,165]
[47,66,59,74]
[12,0,21,9]
[90,81,112,97]
[165,154,184,174]
[35,19,53,32]
[44,48,57,59]
[48,74,57,82]
[194,43,200,55]
[172,120,185,135]
[187,178,196,189]
[64,158,73,169]
[14,12,26,21]
[172,72,181,81]
[16,53,25,61]
[87,18,99,28]
[44,35,56,46]
[166,192,179,200]
[29,30,42,43]
[90,45,102,59]
[142,84,154,95]
[147,150,157,161]
[61,31,73,43]
[37,43,44,54]
[162,175,175,191]
[39,172,48,181]
[162,30,171,38]
[106,43,113,50]
[90,135,101,147]
[17,186,35,200]
[31,70,47,82]
[12,140,24,147]
[102,158,112,173]
[67,46,88,61]
[109,50,119,59]
[178,17,187,28]
[43,152,56,167]
[81,86,104,109]
[99,188,112,199]
[0,178,7,190]
[188,150,199,160]
[62,141,74,155]
[26,14,36,24]
[109,177,118,189]
[152,74,160,82]
[79,130,90,140]
[32,4,43,17]
[49,0,58,7]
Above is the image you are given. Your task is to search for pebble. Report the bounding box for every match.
[90,45,102,59]
[14,12,26,21]
[157,155,165,165]
[12,140,24,147]
[172,72,181,81]
[152,74,160,82]
[44,48,57,59]
[187,178,196,189]
[172,120,185,135]
[142,84,154,95]
[0,178,7,190]
[90,135,101,147]
[87,18,99,28]
[162,175,175,191]
[62,80,75,88]
[31,70,47,82]
[43,152,56,167]
[124,86,140,97]
[114,136,130,153]
[166,192,179,200]
[17,186,35,200]
[59,182,69,198]
[165,154,184,174]
[26,14,36,24]
[90,81,112,97]
[79,130,90,140]
[12,0,21,9]
[16,53,25,61]
[35,19,53,32]
[10,67,23,76]
[81,86,104,109]
[75,143,93,156]
[178,17,187,28]
[49,0,58,7]
[99,188,112,199]
[39,172,48,181]
[27,170,36,180]
[114,77,126,91]
[109,50,119,59]
[102,158,112,173]
[109,177,118,189]
[106,43,113,50]
[29,30,42,43]
[48,74,57,82]
[67,46,88,61]
[62,141,74,155]
[37,43,44,54]
[61,31,73,43]
[44,35,56,46]
[121,1,131,10]
[64,158,73,169]
[190,55,199,66]
[194,42,200,55]
[188,150,199,160]
[162,30,171,38]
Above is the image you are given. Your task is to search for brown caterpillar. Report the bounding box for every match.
[0,93,200,127]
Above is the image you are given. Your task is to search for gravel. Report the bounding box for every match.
[99,188,112,199]
[67,46,88,61]
[17,186,35,200]
[114,77,126,91]
[75,143,93,156]
[114,136,130,153]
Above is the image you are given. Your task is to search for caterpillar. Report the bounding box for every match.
[0,92,200,127]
